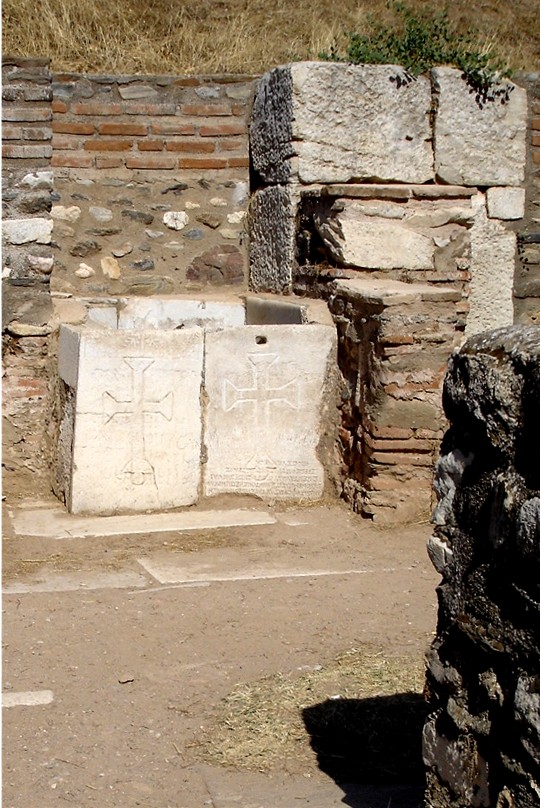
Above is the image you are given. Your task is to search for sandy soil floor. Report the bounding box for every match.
[2,495,440,808]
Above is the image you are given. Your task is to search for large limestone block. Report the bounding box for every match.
[59,326,203,514]
[466,198,516,336]
[314,198,474,269]
[251,62,434,185]
[204,325,336,500]
[433,67,527,186]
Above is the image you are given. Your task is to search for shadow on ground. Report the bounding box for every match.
[302,693,429,808]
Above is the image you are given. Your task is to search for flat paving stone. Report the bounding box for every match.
[9,506,277,539]
[3,569,149,595]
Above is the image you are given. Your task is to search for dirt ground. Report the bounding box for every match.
[2,493,440,808]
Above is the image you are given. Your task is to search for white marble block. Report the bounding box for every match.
[59,325,204,514]
[250,62,434,185]
[203,324,336,500]
[433,67,527,186]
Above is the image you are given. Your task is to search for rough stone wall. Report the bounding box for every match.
[424,325,540,807]
[515,73,540,325]
[328,278,465,523]
[49,73,252,296]
[2,57,56,494]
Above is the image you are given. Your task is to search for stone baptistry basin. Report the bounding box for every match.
[56,295,337,514]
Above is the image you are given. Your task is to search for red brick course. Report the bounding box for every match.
[83,139,134,151]
[165,140,215,153]
[52,121,95,135]
[98,122,147,136]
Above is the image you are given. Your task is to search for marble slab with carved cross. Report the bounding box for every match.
[203,325,335,500]
[58,326,204,514]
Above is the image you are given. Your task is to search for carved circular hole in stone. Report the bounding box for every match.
[255,335,267,345]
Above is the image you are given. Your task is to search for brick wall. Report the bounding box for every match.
[515,72,540,324]
[50,73,250,172]
[2,59,255,498]
[48,72,254,298]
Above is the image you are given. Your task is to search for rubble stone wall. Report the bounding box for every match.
[2,57,55,493]
[424,325,540,807]
[515,72,540,326]
[48,72,253,297]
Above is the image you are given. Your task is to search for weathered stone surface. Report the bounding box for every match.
[89,206,113,222]
[75,263,95,279]
[27,254,54,274]
[187,244,245,286]
[466,199,516,335]
[203,324,336,500]
[101,257,121,279]
[163,211,189,230]
[433,67,527,186]
[315,199,437,269]
[486,186,526,220]
[249,185,296,292]
[425,325,540,808]
[118,298,245,330]
[19,171,53,190]
[57,325,204,514]
[251,62,434,185]
[51,205,81,222]
[3,218,53,245]
[70,240,100,257]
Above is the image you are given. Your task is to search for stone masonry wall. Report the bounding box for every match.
[2,57,55,495]
[424,325,540,807]
[2,59,254,497]
[515,73,540,325]
[49,72,252,297]
[248,62,529,522]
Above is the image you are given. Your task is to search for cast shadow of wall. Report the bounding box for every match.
[302,692,429,808]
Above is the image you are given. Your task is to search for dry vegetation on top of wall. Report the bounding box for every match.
[2,0,539,75]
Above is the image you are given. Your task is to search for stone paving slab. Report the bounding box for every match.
[8,506,277,539]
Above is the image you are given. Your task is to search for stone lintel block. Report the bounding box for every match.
[300,183,477,201]
[433,67,527,186]
[251,62,434,185]
[59,325,204,514]
[203,324,336,500]
[486,186,526,220]
[331,277,461,307]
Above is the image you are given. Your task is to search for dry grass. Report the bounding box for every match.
[195,646,428,779]
[2,0,539,75]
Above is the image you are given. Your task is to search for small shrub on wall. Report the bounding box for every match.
[320,2,513,107]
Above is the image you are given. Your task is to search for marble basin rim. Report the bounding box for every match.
[55,293,337,516]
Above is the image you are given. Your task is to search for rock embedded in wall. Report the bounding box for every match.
[433,67,527,187]
[251,62,434,185]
